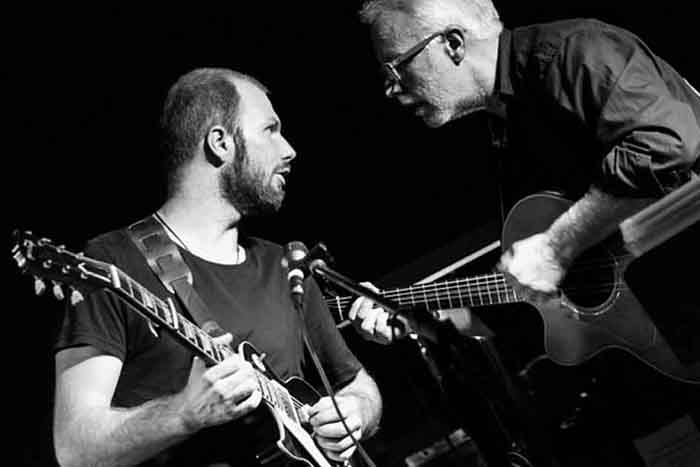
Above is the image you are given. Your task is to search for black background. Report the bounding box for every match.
[6,2,699,466]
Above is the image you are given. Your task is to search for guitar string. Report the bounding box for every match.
[322,254,632,307]
[325,280,630,306]
[324,254,632,307]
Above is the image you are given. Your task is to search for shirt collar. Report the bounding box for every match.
[494,28,514,99]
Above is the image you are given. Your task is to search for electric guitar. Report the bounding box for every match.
[326,191,700,385]
[12,230,346,467]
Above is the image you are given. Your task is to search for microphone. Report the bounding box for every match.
[282,241,309,308]
[282,241,332,309]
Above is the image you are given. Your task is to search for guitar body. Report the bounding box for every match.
[502,192,699,384]
[238,341,340,467]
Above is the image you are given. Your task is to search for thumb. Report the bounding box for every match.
[187,356,207,383]
[359,281,379,293]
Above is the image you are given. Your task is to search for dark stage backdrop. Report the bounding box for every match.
[6,2,699,466]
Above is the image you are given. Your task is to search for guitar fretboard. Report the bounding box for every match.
[325,273,520,322]
[108,266,301,423]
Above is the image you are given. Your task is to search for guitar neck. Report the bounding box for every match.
[103,266,231,364]
[326,272,521,322]
[105,266,304,422]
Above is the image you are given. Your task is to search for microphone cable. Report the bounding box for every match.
[294,296,378,467]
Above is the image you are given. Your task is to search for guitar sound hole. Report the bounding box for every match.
[560,247,616,309]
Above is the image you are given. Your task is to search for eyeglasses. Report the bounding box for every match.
[382,29,447,89]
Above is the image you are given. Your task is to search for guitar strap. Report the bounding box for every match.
[126,215,237,344]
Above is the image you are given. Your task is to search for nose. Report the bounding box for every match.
[280,135,296,162]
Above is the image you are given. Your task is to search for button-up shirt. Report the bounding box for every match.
[491,18,700,205]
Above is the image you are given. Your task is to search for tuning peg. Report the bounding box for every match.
[70,289,84,306]
[12,248,26,268]
[34,277,47,296]
[52,281,65,301]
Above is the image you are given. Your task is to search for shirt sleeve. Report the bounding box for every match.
[302,277,363,390]
[551,26,700,196]
[53,239,130,361]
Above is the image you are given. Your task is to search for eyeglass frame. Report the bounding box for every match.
[382,26,458,88]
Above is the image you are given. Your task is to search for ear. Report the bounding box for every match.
[204,125,234,166]
[443,28,466,65]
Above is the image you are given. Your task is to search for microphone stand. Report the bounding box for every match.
[308,248,541,467]
[308,256,450,396]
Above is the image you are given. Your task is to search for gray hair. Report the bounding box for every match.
[359,0,502,39]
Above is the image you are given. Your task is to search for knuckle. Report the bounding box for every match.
[211,379,228,396]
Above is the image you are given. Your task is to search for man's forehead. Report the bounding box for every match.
[372,11,424,57]
[236,79,277,122]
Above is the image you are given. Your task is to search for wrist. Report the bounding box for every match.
[170,392,202,435]
[543,227,577,269]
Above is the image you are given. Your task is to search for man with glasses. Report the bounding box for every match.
[351,0,700,465]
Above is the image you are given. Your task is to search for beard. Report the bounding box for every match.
[219,132,284,217]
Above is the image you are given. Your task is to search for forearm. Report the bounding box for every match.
[546,186,655,265]
[55,393,191,467]
[337,369,382,438]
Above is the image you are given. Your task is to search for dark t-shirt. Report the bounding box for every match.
[54,227,363,466]
[491,18,700,207]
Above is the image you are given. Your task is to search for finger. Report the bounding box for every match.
[187,357,207,384]
[497,250,513,273]
[348,296,368,321]
[372,310,395,343]
[307,396,341,421]
[359,281,379,293]
[227,388,263,419]
[316,428,363,451]
[204,353,249,382]
[314,416,363,439]
[211,332,233,346]
[338,445,358,461]
[216,363,260,400]
[359,308,380,338]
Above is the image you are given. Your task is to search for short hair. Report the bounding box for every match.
[159,68,268,194]
[359,0,501,39]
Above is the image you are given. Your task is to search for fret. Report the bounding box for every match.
[407,286,416,308]
[197,330,212,355]
[495,277,505,303]
[421,284,429,308]
[466,279,475,307]
[130,277,144,304]
[109,265,121,289]
[257,373,273,406]
[454,280,466,308]
[271,381,296,421]
[183,320,197,344]
[211,344,223,363]
[485,276,496,304]
[157,300,173,326]
[140,286,157,314]
[141,285,154,310]
[118,270,134,297]
[475,277,486,306]
[168,298,179,330]
[334,296,343,321]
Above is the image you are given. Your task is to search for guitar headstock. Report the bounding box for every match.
[11,230,112,304]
